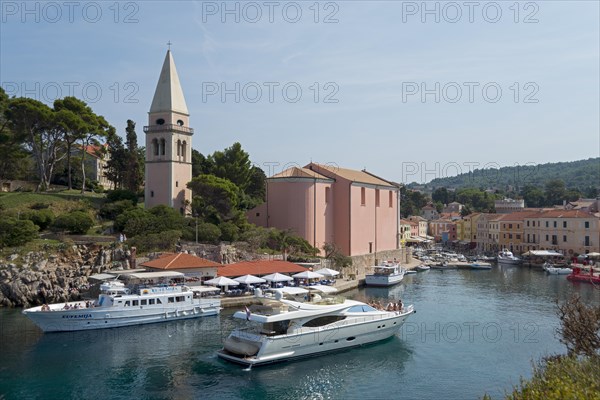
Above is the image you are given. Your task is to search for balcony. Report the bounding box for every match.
[144,124,194,134]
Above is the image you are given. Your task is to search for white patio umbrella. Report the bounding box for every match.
[204,276,240,287]
[234,274,266,285]
[292,271,325,280]
[262,272,293,282]
[315,268,340,277]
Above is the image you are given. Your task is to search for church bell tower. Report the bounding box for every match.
[144,50,193,213]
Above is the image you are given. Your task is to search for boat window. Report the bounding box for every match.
[124,301,130,307]
[157,298,163,304]
[348,305,377,312]
[149,299,155,305]
[141,299,147,306]
[303,315,346,327]
[168,297,175,303]
[176,296,185,302]
[132,300,139,306]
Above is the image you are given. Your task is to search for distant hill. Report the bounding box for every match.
[411,158,600,192]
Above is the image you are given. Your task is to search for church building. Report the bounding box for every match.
[144,50,193,213]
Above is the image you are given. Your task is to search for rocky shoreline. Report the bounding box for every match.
[0,245,132,307]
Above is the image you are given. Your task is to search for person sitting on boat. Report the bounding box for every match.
[41,304,50,311]
[393,303,398,311]
[398,300,403,312]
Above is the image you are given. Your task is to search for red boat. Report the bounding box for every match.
[567,267,600,284]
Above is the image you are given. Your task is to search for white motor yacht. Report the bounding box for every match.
[22,271,221,332]
[365,263,406,287]
[497,249,522,265]
[217,287,415,367]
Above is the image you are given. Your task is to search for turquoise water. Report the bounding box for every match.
[1,266,599,400]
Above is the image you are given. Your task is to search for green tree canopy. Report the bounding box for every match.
[187,174,239,223]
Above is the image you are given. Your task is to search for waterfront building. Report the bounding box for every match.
[495,198,525,214]
[141,252,221,283]
[408,215,429,238]
[247,163,400,257]
[399,219,412,246]
[455,219,465,241]
[498,211,539,254]
[144,50,193,213]
[463,212,481,244]
[428,219,456,242]
[523,209,599,256]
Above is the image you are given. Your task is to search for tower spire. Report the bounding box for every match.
[149,50,188,115]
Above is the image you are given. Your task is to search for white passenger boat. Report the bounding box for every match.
[415,265,430,272]
[217,287,415,367]
[497,249,522,265]
[22,271,221,332]
[365,263,405,287]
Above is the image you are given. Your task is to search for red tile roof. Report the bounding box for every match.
[217,260,307,277]
[140,253,221,270]
[536,210,596,218]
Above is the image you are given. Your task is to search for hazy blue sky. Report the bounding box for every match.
[1,1,598,184]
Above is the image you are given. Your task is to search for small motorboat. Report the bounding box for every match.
[405,270,417,275]
[543,262,572,275]
[470,262,492,270]
[415,265,430,272]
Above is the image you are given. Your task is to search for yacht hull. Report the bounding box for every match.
[217,311,413,366]
[364,274,404,287]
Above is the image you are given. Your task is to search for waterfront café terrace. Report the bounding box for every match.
[140,254,333,296]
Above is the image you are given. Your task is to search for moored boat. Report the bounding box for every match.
[542,262,572,275]
[217,287,415,367]
[415,265,430,272]
[365,263,405,287]
[567,267,600,284]
[470,262,492,270]
[22,271,221,332]
[497,249,522,265]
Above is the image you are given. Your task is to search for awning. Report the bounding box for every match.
[88,273,116,281]
[127,271,185,279]
[190,286,220,293]
[522,250,563,257]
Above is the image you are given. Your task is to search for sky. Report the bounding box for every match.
[1,1,599,184]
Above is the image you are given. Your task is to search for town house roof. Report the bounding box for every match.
[140,253,221,270]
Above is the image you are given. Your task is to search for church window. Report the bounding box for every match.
[177,119,184,126]
[177,140,181,156]
[182,141,187,160]
[150,191,154,197]
[152,139,159,156]
[156,118,165,125]
[160,139,166,155]
[176,181,178,187]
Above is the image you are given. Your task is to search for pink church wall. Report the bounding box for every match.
[261,179,334,255]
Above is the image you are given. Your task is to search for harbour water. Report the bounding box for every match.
[1,265,599,399]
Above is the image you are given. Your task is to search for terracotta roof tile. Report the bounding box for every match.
[306,163,394,187]
[536,209,596,218]
[270,167,331,180]
[217,260,307,277]
[140,253,221,270]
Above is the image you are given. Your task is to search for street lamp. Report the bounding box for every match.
[193,213,198,244]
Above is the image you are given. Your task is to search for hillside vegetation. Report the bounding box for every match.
[416,158,599,192]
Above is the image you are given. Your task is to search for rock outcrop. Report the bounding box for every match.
[0,245,132,307]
